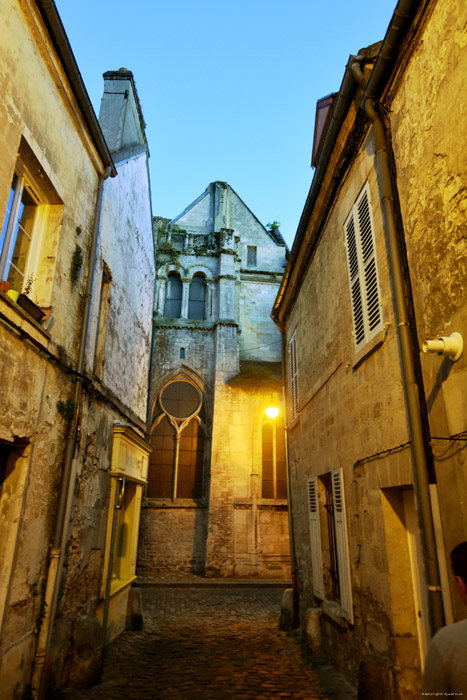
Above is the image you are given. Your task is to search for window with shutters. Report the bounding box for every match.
[147,379,206,500]
[307,468,353,623]
[262,416,287,499]
[344,183,383,352]
[288,331,299,421]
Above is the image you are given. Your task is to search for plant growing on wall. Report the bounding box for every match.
[70,244,84,286]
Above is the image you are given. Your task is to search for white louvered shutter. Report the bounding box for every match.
[344,183,382,352]
[289,332,299,421]
[307,477,324,599]
[331,468,354,623]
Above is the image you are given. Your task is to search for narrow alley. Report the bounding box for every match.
[55,584,356,700]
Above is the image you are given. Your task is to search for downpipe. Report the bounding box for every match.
[32,167,111,698]
[352,60,444,634]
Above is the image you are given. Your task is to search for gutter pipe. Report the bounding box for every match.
[36,0,117,178]
[351,58,444,635]
[33,167,111,698]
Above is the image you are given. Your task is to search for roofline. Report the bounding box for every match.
[36,0,117,178]
[271,0,423,325]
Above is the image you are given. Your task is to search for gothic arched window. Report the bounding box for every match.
[164,272,182,318]
[262,416,287,499]
[148,380,206,500]
[188,274,206,320]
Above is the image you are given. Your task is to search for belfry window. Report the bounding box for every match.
[188,274,206,320]
[262,416,287,499]
[148,380,206,500]
[164,272,182,318]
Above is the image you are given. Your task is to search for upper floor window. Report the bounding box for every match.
[344,183,383,352]
[262,416,287,499]
[164,272,182,318]
[188,274,206,320]
[148,380,206,500]
[247,245,257,267]
[0,138,61,302]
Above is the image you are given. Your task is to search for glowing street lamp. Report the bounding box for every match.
[265,406,279,419]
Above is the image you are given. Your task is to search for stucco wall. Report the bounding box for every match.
[390,0,467,623]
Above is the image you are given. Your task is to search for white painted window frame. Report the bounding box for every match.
[307,469,354,624]
[344,182,383,353]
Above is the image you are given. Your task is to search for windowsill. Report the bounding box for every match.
[286,414,301,431]
[0,290,51,345]
[352,324,390,370]
[233,498,288,509]
[110,574,137,597]
[143,498,207,509]
[321,599,350,627]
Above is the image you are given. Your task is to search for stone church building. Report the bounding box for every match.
[137,182,291,579]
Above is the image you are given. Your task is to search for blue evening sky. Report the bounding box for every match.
[55,0,397,246]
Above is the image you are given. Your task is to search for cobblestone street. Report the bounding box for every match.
[56,585,356,700]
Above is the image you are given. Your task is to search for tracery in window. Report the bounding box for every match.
[188,274,206,320]
[148,380,206,500]
[164,272,182,318]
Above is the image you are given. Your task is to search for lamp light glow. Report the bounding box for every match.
[265,407,279,419]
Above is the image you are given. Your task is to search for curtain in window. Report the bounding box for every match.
[164,272,182,318]
[188,274,206,320]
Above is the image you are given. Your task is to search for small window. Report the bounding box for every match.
[188,274,206,320]
[247,245,257,267]
[344,183,383,352]
[180,347,185,359]
[262,417,287,499]
[94,263,112,378]
[288,331,298,421]
[164,272,182,318]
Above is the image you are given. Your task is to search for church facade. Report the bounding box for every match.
[138,182,291,579]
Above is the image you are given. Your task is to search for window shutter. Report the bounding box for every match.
[344,183,382,351]
[307,477,324,599]
[289,332,299,421]
[331,468,353,623]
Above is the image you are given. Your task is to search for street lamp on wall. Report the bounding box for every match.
[265,406,279,419]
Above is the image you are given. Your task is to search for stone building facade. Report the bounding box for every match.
[138,182,291,579]
[272,0,467,697]
[0,3,154,697]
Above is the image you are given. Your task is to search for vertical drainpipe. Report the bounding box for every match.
[351,61,444,635]
[279,320,298,621]
[33,167,111,698]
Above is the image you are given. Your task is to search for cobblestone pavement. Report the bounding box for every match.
[57,586,356,699]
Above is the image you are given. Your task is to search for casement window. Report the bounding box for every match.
[307,468,353,623]
[164,272,183,318]
[247,245,257,267]
[262,416,287,499]
[148,379,206,500]
[288,331,299,421]
[344,183,383,352]
[188,274,206,320]
[0,139,61,299]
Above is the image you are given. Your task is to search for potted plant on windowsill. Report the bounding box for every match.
[16,275,45,323]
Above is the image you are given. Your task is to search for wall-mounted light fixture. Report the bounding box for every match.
[265,406,279,419]
[422,332,463,362]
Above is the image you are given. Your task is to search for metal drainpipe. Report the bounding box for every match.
[33,167,111,698]
[351,61,444,635]
[279,321,299,622]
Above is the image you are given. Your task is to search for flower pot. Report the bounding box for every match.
[7,289,19,302]
[0,280,11,294]
[17,293,46,323]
